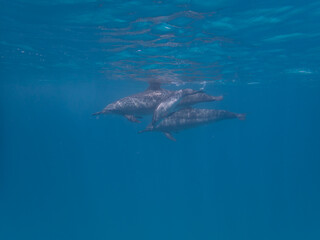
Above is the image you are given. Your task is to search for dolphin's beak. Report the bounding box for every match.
[92,111,102,116]
[92,110,111,116]
[138,124,153,134]
[138,129,150,134]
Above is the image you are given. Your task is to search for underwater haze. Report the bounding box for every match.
[1,0,320,239]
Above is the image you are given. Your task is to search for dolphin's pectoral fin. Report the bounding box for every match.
[124,115,141,123]
[163,132,176,141]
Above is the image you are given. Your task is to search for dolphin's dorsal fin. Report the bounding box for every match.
[146,82,162,91]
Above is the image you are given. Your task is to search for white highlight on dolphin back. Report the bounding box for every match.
[151,89,201,126]
[152,92,182,126]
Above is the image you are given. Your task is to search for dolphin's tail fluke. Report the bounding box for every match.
[236,113,246,120]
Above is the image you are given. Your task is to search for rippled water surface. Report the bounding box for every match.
[1,1,320,239]
[2,0,320,84]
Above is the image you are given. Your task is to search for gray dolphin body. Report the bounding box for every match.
[151,88,203,126]
[178,92,223,108]
[93,83,223,123]
[140,108,246,141]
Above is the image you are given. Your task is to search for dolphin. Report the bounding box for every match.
[92,82,223,123]
[151,88,203,127]
[178,92,223,108]
[140,108,246,141]
[92,82,170,122]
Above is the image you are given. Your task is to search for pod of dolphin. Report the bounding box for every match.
[93,82,245,141]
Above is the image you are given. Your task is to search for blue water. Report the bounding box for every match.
[1,0,320,239]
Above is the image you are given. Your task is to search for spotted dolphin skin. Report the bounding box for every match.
[92,83,171,122]
[178,92,223,108]
[140,108,246,141]
[92,82,223,123]
[151,88,203,127]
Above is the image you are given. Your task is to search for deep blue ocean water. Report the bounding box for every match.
[1,0,320,239]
